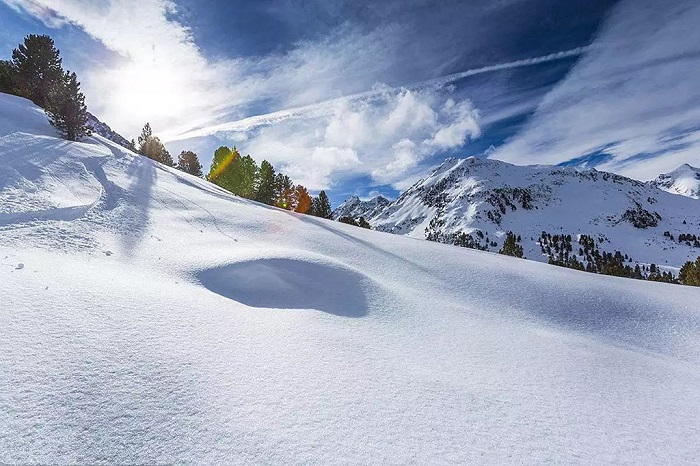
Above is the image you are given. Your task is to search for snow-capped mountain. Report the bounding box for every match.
[369,157,700,269]
[653,163,700,199]
[86,111,131,150]
[331,194,391,220]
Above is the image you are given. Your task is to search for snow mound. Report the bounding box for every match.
[198,257,370,317]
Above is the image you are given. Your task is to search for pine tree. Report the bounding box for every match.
[498,231,524,258]
[255,160,276,205]
[0,60,16,94]
[293,185,312,213]
[679,257,700,286]
[45,71,91,141]
[274,174,294,209]
[357,217,371,229]
[312,191,332,219]
[138,123,152,147]
[12,34,64,108]
[137,123,174,166]
[238,155,259,199]
[207,146,238,192]
[176,150,203,177]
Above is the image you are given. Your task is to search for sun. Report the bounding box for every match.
[108,61,188,125]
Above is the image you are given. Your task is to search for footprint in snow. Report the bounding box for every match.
[104,250,113,256]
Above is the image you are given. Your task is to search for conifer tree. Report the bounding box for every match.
[137,123,174,166]
[138,123,152,147]
[274,174,295,209]
[45,71,91,141]
[255,160,276,205]
[207,146,239,192]
[237,155,259,198]
[176,150,203,177]
[312,191,332,219]
[0,60,15,94]
[12,34,64,108]
[679,257,700,286]
[357,217,371,229]
[499,231,524,258]
[293,185,312,213]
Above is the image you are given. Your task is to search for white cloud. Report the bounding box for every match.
[241,88,480,190]
[490,0,700,179]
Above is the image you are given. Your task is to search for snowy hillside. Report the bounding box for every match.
[331,194,390,220]
[370,157,700,270]
[86,111,132,149]
[653,163,700,199]
[1,92,700,464]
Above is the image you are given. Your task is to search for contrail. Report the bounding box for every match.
[170,46,590,141]
[416,46,590,89]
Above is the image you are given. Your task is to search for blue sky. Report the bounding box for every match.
[2,0,700,207]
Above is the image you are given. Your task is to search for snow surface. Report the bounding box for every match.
[1,93,700,464]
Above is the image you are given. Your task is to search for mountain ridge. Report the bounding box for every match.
[339,156,699,271]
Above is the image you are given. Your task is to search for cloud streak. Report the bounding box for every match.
[172,46,589,142]
[491,0,700,180]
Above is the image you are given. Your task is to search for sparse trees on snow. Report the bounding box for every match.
[138,123,174,166]
[176,150,203,177]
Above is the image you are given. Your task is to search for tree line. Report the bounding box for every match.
[539,231,700,286]
[206,145,332,217]
[1,34,90,140]
[1,33,334,219]
[130,122,333,217]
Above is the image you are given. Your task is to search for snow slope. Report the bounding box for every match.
[371,157,700,269]
[1,92,700,464]
[654,163,700,199]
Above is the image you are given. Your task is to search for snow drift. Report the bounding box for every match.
[1,93,700,464]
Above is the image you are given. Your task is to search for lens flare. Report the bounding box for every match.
[209,149,239,181]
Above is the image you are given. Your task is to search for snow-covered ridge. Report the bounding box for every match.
[368,156,700,269]
[86,112,131,150]
[2,92,700,463]
[653,163,700,199]
[331,194,390,220]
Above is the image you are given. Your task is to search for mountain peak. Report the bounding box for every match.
[654,164,700,199]
[332,194,391,220]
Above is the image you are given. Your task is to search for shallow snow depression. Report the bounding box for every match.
[1,92,700,464]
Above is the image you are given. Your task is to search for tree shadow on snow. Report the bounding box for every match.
[119,151,156,256]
